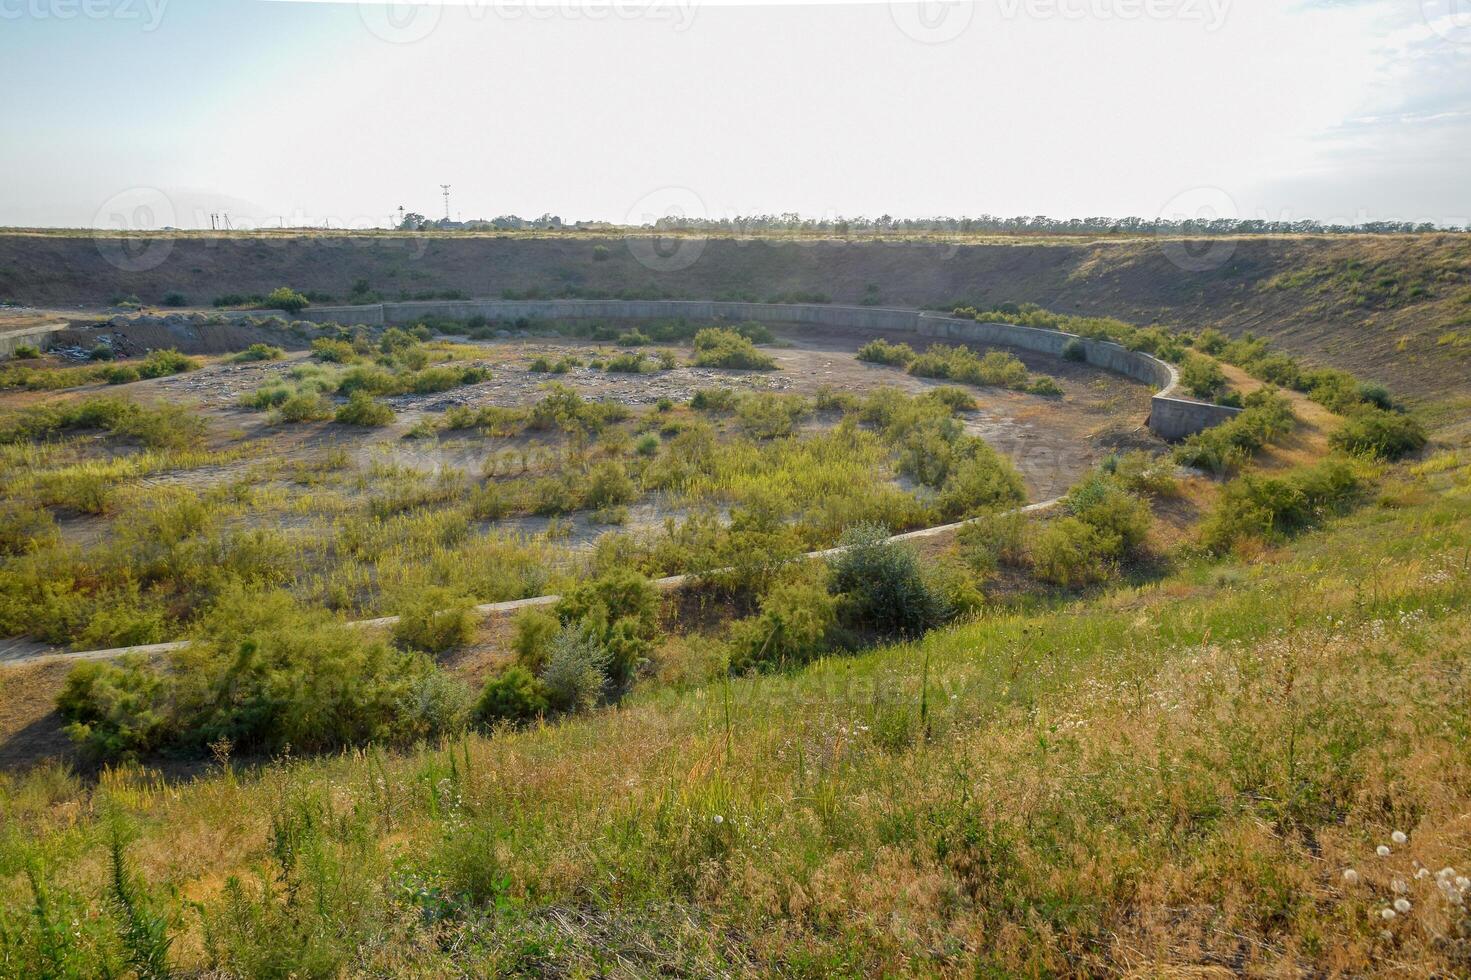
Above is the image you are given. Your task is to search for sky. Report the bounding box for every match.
[0,0,1467,229]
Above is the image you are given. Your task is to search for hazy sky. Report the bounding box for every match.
[1,0,1467,229]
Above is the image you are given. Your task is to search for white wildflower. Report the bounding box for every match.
[1394,898,1411,914]
[1380,908,1397,920]
[1377,845,1391,857]
[1391,830,1408,845]
[1392,878,1407,894]
[712,814,724,825]
[1342,869,1360,885]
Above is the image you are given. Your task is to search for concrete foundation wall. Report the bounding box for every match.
[295,299,1237,439]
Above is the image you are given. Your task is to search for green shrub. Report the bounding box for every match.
[12,344,40,359]
[604,351,653,373]
[1201,459,1362,553]
[476,666,549,724]
[1175,390,1296,474]
[924,386,976,412]
[334,391,396,427]
[310,338,357,363]
[735,393,810,439]
[161,291,188,307]
[1193,327,1228,355]
[231,343,284,363]
[56,656,172,760]
[0,501,58,556]
[57,590,445,758]
[728,568,838,672]
[1329,407,1426,460]
[1065,474,1152,559]
[1029,517,1114,588]
[957,509,1027,573]
[690,387,738,412]
[396,671,474,741]
[540,626,609,711]
[275,391,334,423]
[511,607,560,673]
[265,286,310,313]
[829,523,947,638]
[856,338,917,367]
[907,344,1044,393]
[136,349,198,379]
[554,568,660,683]
[89,344,115,361]
[391,587,477,654]
[1179,354,1229,399]
[528,356,552,373]
[1061,337,1086,362]
[1025,376,1064,397]
[691,328,777,370]
[582,461,637,509]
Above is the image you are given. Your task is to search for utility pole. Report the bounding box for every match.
[441,184,451,222]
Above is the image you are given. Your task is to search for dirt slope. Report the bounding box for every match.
[2,231,1468,401]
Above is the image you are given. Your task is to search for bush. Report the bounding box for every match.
[554,568,660,683]
[690,387,738,412]
[275,391,334,423]
[1061,337,1086,362]
[856,338,916,367]
[161,292,188,307]
[1193,327,1228,355]
[1201,459,1362,553]
[907,344,1048,394]
[1065,474,1151,559]
[311,338,357,363]
[476,666,549,724]
[511,607,560,673]
[89,344,115,361]
[540,626,609,711]
[265,286,310,313]
[582,461,637,509]
[1029,517,1114,589]
[1175,390,1296,474]
[727,568,838,672]
[391,588,477,654]
[57,590,443,759]
[12,344,40,359]
[691,328,777,370]
[736,393,809,439]
[334,391,396,427]
[1329,407,1426,460]
[231,343,284,363]
[604,351,653,373]
[1179,354,1228,399]
[397,671,474,740]
[957,510,1027,574]
[136,349,198,379]
[829,523,947,638]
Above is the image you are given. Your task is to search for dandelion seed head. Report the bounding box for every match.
[1391,830,1408,845]
[1342,869,1360,885]
[1377,845,1391,857]
[712,814,724,824]
[1392,878,1407,893]
[1394,898,1411,914]
[1381,908,1397,920]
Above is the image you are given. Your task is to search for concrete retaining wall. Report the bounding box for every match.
[293,299,1237,439]
[0,322,69,358]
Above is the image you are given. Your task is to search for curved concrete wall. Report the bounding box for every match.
[291,299,1239,439]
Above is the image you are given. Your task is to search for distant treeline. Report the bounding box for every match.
[403,213,1467,236]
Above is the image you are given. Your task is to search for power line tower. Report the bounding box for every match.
[440,185,452,222]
